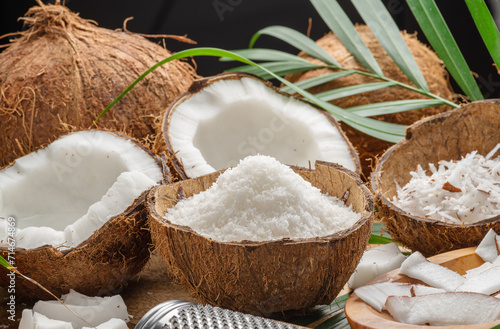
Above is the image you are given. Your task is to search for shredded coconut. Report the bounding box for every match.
[393,144,500,224]
[164,155,361,242]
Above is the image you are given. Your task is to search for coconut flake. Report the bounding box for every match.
[164,155,361,242]
[393,145,500,224]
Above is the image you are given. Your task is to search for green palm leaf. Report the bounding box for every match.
[249,26,341,67]
[351,0,429,91]
[346,99,445,117]
[280,71,357,93]
[311,0,383,76]
[465,0,500,71]
[219,48,309,63]
[316,81,396,102]
[407,0,483,100]
[94,47,406,143]
[227,61,323,79]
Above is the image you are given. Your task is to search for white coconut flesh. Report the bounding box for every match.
[0,130,163,250]
[348,243,407,289]
[19,289,129,329]
[168,77,356,178]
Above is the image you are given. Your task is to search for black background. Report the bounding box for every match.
[1,0,500,98]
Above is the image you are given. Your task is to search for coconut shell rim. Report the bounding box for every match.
[148,160,373,247]
[0,128,170,253]
[371,99,500,228]
[161,72,362,180]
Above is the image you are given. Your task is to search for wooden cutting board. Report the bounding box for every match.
[345,247,500,329]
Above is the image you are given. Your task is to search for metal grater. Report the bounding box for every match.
[134,300,305,329]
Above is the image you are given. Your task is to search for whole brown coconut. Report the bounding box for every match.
[0,1,198,167]
[372,100,500,257]
[286,25,455,179]
[148,161,373,315]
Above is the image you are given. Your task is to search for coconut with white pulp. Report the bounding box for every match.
[164,154,361,242]
[149,156,373,314]
[161,72,360,179]
[0,130,167,299]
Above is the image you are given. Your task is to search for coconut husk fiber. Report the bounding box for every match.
[148,161,373,316]
[371,99,500,257]
[285,25,455,180]
[0,1,198,167]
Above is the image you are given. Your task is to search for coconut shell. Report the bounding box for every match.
[371,100,500,257]
[0,3,198,167]
[285,25,455,179]
[148,161,373,315]
[0,130,170,300]
[158,72,361,181]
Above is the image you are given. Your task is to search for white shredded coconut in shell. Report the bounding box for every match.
[164,155,360,242]
[393,144,500,224]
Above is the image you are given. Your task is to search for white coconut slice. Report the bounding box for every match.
[398,251,465,291]
[0,130,168,299]
[20,312,74,329]
[354,282,445,312]
[348,243,407,289]
[162,73,360,179]
[386,292,500,325]
[476,228,500,263]
[455,264,500,295]
[31,290,129,329]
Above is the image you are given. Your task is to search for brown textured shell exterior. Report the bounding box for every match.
[148,161,373,315]
[0,130,170,299]
[286,25,455,179]
[371,100,500,257]
[0,4,198,167]
[159,72,361,181]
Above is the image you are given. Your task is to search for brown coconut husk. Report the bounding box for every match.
[148,161,373,315]
[0,1,198,167]
[285,25,455,180]
[157,72,361,181]
[0,130,170,300]
[371,100,500,257]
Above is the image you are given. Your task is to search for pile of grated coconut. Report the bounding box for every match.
[393,144,500,224]
[164,155,360,242]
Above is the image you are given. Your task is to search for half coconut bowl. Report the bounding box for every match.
[0,130,169,299]
[372,100,500,257]
[155,72,361,180]
[148,161,373,315]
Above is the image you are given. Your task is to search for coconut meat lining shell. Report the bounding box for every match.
[0,130,163,250]
[168,77,357,178]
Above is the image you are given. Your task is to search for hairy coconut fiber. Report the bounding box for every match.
[0,2,198,168]
[286,25,455,179]
[372,100,500,257]
[0,131,170,300]
[148,161,373,315]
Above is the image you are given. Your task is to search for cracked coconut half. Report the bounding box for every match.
[156,72,360,180]
[0,130,169,299]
